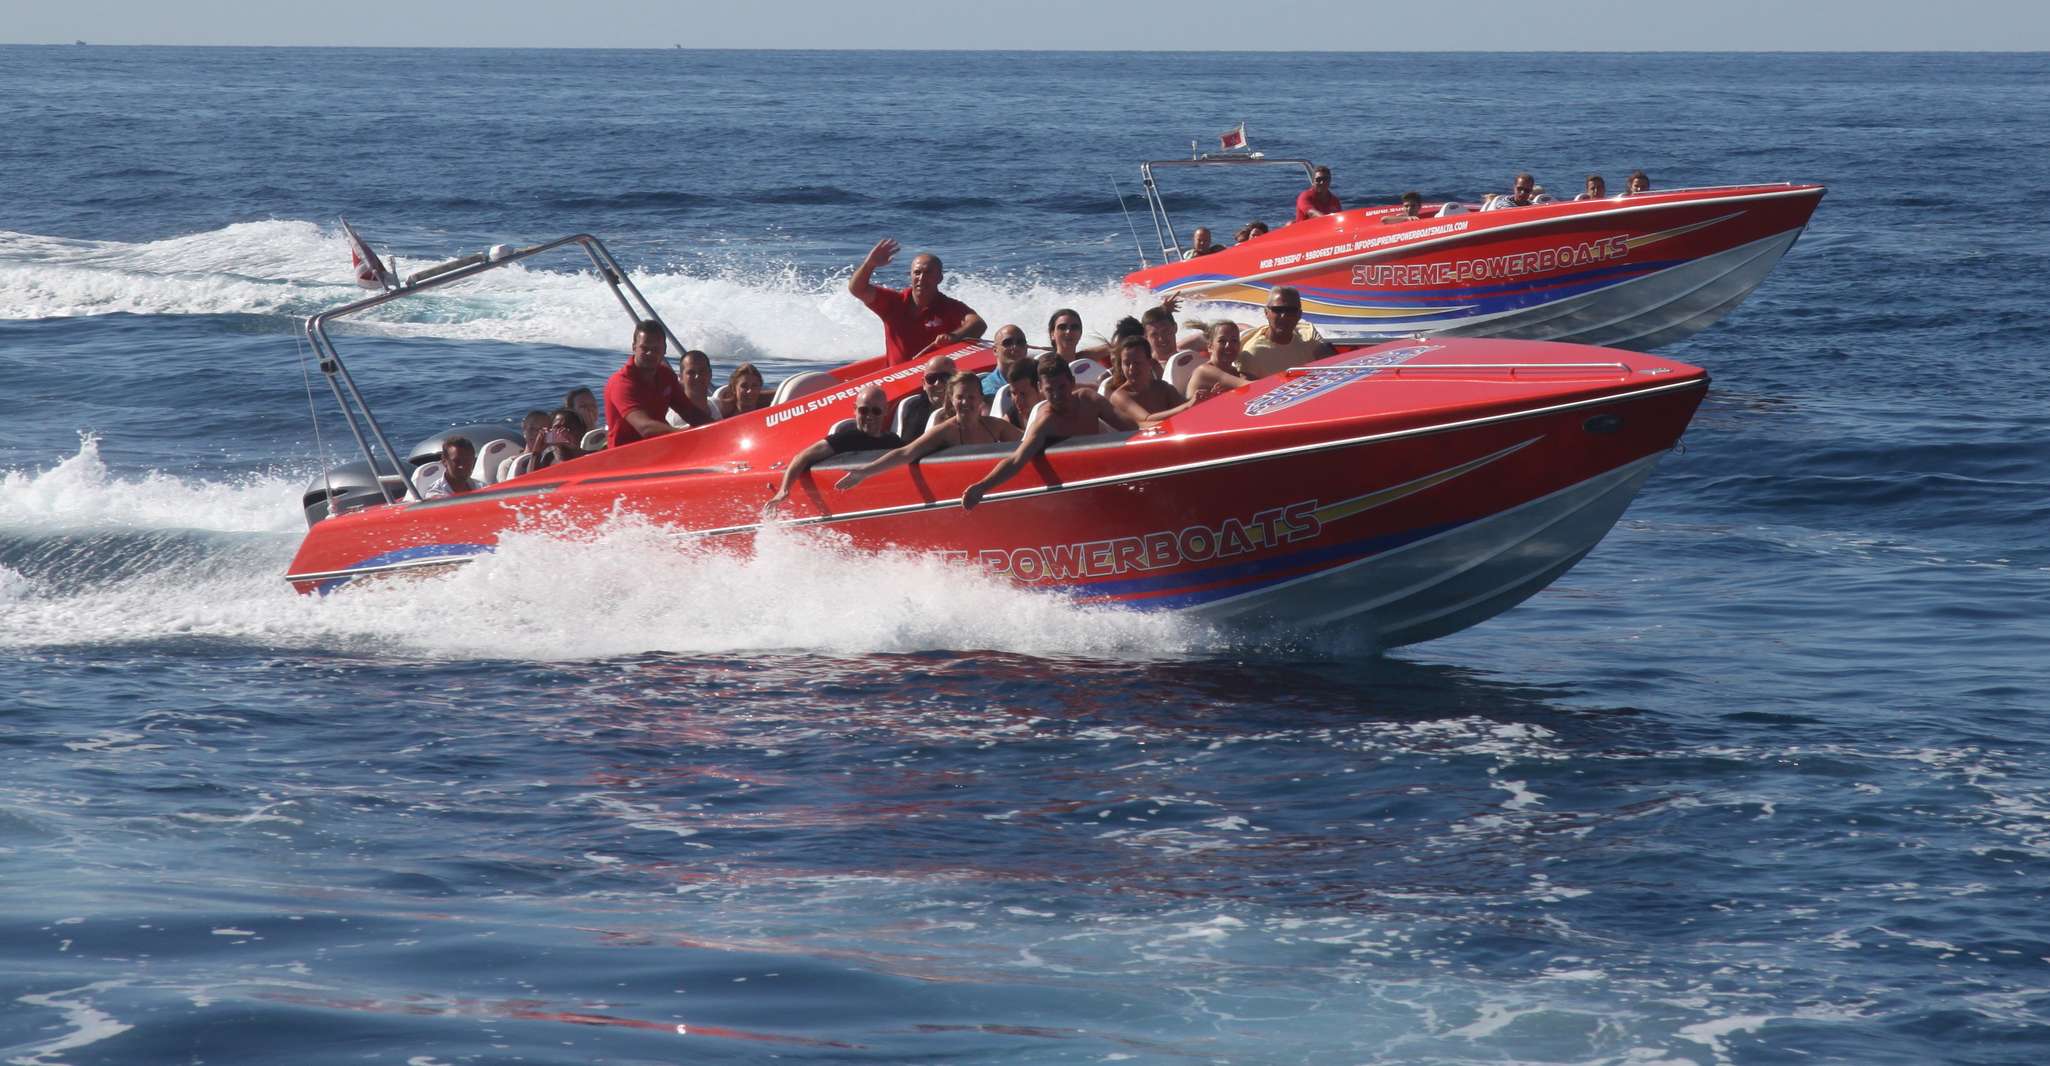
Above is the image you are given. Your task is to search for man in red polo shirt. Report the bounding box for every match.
[1294,165,1341,222]
[847,237,987,366]
[603,319,713,448]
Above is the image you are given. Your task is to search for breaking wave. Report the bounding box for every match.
[0,439,1208,660]
[0,221,1175,365]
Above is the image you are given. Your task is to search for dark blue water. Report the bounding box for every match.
[4,47,2050,1064]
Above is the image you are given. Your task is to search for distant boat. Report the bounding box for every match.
[75,40,88,46]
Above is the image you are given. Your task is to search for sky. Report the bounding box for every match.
[2,0,2047,51]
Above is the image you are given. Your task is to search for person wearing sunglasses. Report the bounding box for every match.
[847,237,987,366]
[1294,166,1341,223]
[767,384,905,509]
[991,323,1035,381]
[1236,287,1334,379]
[894,353,958,442]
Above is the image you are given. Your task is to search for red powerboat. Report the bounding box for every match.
[1125,153,1822,349]
[289,234,1708,649]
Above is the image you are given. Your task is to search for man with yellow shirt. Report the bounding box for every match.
[1235,288,1334,379]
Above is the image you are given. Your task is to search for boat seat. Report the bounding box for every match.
[1438,201,1468,215]
[1098,376,1117,396]
[473,438,518,486]
[925,409,950,436]
[1068,357,1107,388]
[580,427,607,451]
[829,418,856,436]
[992,384,1014,420]
[773,370,838,405]
[1165,350,1201,393]
[892,397,925,440]
[411,460,447,499]
[500,452,536,483]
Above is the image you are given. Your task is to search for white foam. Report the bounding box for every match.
[0,510,1209,660]
[0,222,1178,366]
[0,435,303,534]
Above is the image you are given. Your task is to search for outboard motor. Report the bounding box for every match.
[302,423,521,527]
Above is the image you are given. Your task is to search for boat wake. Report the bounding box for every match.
[0,439,1208,660]
[0,221,1154,364]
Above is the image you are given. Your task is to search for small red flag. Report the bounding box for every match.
[1219,123,1247,152]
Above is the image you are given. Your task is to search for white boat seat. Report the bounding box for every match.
[1098,376,1116,396]
[1068,357,1107,388]
[473,438,518,486]
[925,409,950,435]
[1438,201,1468,215]
[580,427,608,451]
[1165,350,1201,393]
[992,383,1015,420]
[500,452,536,482]
[773,370,838,405]
[411,460,447,499]
[707,384,733,421]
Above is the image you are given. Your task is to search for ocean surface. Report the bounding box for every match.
[3,46,2049,1064]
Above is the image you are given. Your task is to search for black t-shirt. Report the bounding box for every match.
[825,426,904,455]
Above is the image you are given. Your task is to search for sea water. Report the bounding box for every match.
[3,48,2049,1064]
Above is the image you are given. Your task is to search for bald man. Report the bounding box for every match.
[768,384,905,508]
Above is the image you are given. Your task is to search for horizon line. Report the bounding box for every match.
[5,41,2047,54]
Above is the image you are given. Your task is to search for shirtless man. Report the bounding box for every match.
[767,385,903,508]
[836,372,1021,491]
[961,352,1137,511]
[1182,226,1224,258]
[1576,174,1607,201]
[847,238,987,365]
[1001,358,1045,432]
[1107,336,1195,427]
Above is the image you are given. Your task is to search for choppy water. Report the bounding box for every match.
[4,46,2049,1064]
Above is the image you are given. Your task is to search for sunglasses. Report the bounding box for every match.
[1267,304,1302,314]
[999,336,1027,347]
[1314,176,1330,183]
[856,405,883,416]
[924,371,951,383]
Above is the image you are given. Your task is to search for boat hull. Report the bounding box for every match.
[1128,184,1824,348]
[286,339,1707,648]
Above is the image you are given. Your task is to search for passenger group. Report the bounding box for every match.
[430,162,1656,501]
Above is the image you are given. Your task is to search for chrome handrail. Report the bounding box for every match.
[1137,155,1316,262]
[304,233,679,504]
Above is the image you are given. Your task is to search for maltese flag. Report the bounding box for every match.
[1219,123,1247,152]
[341,218,397,291]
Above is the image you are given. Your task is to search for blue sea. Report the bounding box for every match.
[4,46,2049,1064]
